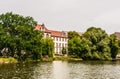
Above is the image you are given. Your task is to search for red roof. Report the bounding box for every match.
[35,24,48,31]
[35,24,67,37]
[49,30,62,37]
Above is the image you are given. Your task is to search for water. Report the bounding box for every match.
[0,61,120,79]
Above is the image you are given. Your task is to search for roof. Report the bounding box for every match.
[35,24,67,37]
[49,30,62,37]
[35,24,48,31]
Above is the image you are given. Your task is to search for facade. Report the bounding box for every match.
[35,24,68,55]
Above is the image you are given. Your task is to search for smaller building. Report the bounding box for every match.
[35,24,68,55]
[114,32,120,39]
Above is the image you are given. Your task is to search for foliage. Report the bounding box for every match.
[0,12,37,28]
[68,31,80,40]
[68,27,113,60]
[41,37,54,58]
[82,27,111,60]
[0,12,49,61]
[109,34,120,59]
[62,47,67,55]
[68,37,82,57]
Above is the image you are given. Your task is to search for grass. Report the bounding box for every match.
[53,56,82,61]
[0,57,18,64]
[0,56,82,64]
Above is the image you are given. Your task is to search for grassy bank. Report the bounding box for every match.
[53,56,82,61]
[25,56,82,62]
[0,56,82,64]
[0,57,18,64]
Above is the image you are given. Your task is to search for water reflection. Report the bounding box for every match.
[0,61,120,79]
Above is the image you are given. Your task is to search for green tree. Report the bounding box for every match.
[41,37,54,58]
[109,34,120,59]
[68,27,111,60]
[0,12,37,28]
[82,27,111,60]
[62,47,67,55]
[68,31,81,57]
[0,12,43,61]
[68,31,80,40]
[68,37,82,57]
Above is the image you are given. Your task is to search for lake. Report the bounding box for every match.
[0,60,120,79]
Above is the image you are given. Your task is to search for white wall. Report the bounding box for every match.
[52,37,68,55]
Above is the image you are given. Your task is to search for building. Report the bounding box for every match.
[114,32,120,39]
[35,24,68,55]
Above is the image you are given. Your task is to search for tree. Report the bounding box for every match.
[0,12,44,61]
[68,27,111,60]
[41,37,54,58]
[0,12,37,28]
[14,26,43,61]
[82,27,111,60]
[62,47,67,55]
[68,37,82,57]
[68,31,81,57]
[68,31,80,40]
[109,34,120,59]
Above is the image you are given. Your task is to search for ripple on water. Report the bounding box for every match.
[0,61,120,79]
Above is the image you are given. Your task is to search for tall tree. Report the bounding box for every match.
[0,12,43,61]
[41,37,54,58]
[82,27,110,60]
[109,34,120,59]
[68,31,80,40]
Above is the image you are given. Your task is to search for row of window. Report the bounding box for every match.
[52,37,67,42]
[55,43,67,48]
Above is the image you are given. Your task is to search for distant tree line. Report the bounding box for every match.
[68,27,120,60]
[0,12,119,61]
[0,12,54,61]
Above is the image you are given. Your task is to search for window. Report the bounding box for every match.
[62,38,64,41]
[56,43,58,47]
[65,44,67,48]
[62,43,64,47]
[59,38,61,41]
[46,33,49,37]
[59,43,61,47]
[56,37,58,41]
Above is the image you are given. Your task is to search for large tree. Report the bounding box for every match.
[0,12,37,28]
[0,12,43,61]
[68,27,111,60]
[82,27,111,60]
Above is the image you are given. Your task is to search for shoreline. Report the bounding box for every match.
[1,56,119,64]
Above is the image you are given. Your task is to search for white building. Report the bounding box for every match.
[35,24,68,55]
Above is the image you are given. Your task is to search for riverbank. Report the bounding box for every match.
[0,56,82,64]
[53,56,82,61]
[24,56,82,62]
[0,57,18,64]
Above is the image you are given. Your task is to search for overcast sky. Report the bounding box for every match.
[0,0,120,34]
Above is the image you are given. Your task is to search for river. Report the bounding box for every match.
[0,60,120,79]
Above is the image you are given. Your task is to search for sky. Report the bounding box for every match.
[0,0,120,34]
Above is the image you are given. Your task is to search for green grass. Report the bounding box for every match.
[54,56,82,61]
[0,57,18,64]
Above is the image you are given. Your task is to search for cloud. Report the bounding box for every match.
[85,8,120,34]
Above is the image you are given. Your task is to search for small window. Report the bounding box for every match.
[62,38,64,41]
[56,37,58,41]
[59,38,61,41]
